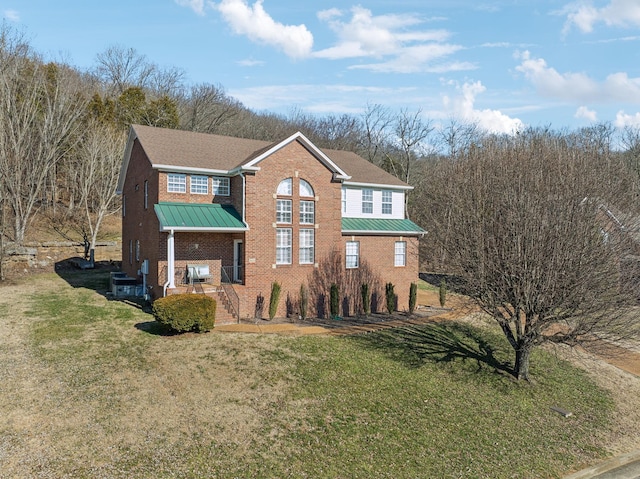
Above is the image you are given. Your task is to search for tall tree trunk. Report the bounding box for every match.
[514,344,532,381]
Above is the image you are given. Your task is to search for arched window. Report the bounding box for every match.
[299,179,314,197]
[277,178,292,196]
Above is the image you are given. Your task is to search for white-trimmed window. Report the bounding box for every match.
[144,180,148,209]
[300,179,314,197]
[276,228,292,264]
[191,175,208,195]
[277,178,292,196]
[299,229,314,264]
[276,199,292,223]
[395,241,406,267]
[346,241,359,269]
[382,190,392,215]
[212,177,230,196]
[135,239,141,262]
[300,200,314,224]
[362,189,373,214]
[168,173,186,193]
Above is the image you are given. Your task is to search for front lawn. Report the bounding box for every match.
[0,270,615,478]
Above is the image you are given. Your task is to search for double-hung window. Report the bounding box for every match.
[394,241,406,267]
[362,189,373,214]
[212,177,230,196]
[276,199,292,223]
[191,175,208,194]
[167,173,186,193]
[346,241,359,269]
[382,190,392,215]
[300,200,314,224]
[299,229,314,264]
[276,228,292,264]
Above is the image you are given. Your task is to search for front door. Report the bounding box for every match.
[233,240,243,283]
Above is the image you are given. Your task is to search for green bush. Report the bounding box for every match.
[330,283,340,317]
[152,294,216,333]
[385,282,395,314]
[409,282,417,314]
[361,283,371,317]
[268,281,281,320]
[439,279,447,307]
[299,284,309,320]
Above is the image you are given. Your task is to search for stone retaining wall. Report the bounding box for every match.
[2,241,121,276]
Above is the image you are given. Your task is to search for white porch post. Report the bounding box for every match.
[168,229,175,289]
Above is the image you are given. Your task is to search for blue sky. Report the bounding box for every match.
[3,0,640,133]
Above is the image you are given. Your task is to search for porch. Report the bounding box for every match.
[164,265,242,324]
[154,202,249,324]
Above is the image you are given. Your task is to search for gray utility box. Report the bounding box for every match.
[112,276,139,297]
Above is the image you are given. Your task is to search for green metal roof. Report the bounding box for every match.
[154,202,248,232]
[342,217,425,235]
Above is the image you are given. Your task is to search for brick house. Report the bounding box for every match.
[117,124,424,323]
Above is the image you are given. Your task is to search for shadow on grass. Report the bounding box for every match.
[352,321,514,376]
[54,258,119,294]
[134,321,179,336]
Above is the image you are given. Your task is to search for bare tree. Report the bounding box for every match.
[391,108,434,186]
[414,128,640,380]
[0,27,87,245]
[438,117,481,158]
[76,121,126,249]
[178,82,241,134]
[94,45,156,95]
[360,103,392,166]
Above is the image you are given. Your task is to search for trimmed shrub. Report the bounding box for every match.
[361,283,371,317]
[152,294,216,333]
[299,284,309,320]
[409,282,417,314]
[439,279,447,307]
[330,283,339,317]
[385,282,395,314]
[268,281,281,320]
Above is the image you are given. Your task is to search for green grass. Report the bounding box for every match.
[2,270,615,478]
[416,278,437,291]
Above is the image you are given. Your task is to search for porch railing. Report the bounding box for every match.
[220,266,240,321]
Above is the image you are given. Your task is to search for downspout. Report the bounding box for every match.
[240,172,246,223]
[162,228,175,297]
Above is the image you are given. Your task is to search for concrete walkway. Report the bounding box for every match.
[564,450,640,479]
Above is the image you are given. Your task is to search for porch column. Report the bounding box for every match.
[168,229,175,289]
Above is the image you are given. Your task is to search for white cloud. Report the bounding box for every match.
[237,58,265,67]
[3,9,19,22]
[575,106,598,121]
[175,0,206,16]
[442,81,524,134]
[615,110,640,127]
[314,6,467,74]
[228,83,417,112]
[215,0,313,59]
[515,50,640,103]
[563,0,640,34]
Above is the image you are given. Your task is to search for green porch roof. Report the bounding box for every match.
[154,202,248,232]
[341,217,425,235]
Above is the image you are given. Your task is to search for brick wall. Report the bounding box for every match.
[123,135,421,318]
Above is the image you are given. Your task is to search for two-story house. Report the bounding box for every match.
[117,124,424,323]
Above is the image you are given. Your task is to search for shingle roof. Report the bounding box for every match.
[341,218,425,235]
[133,124,269,172]
[130,124,409,188]
[154,202,248,232]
